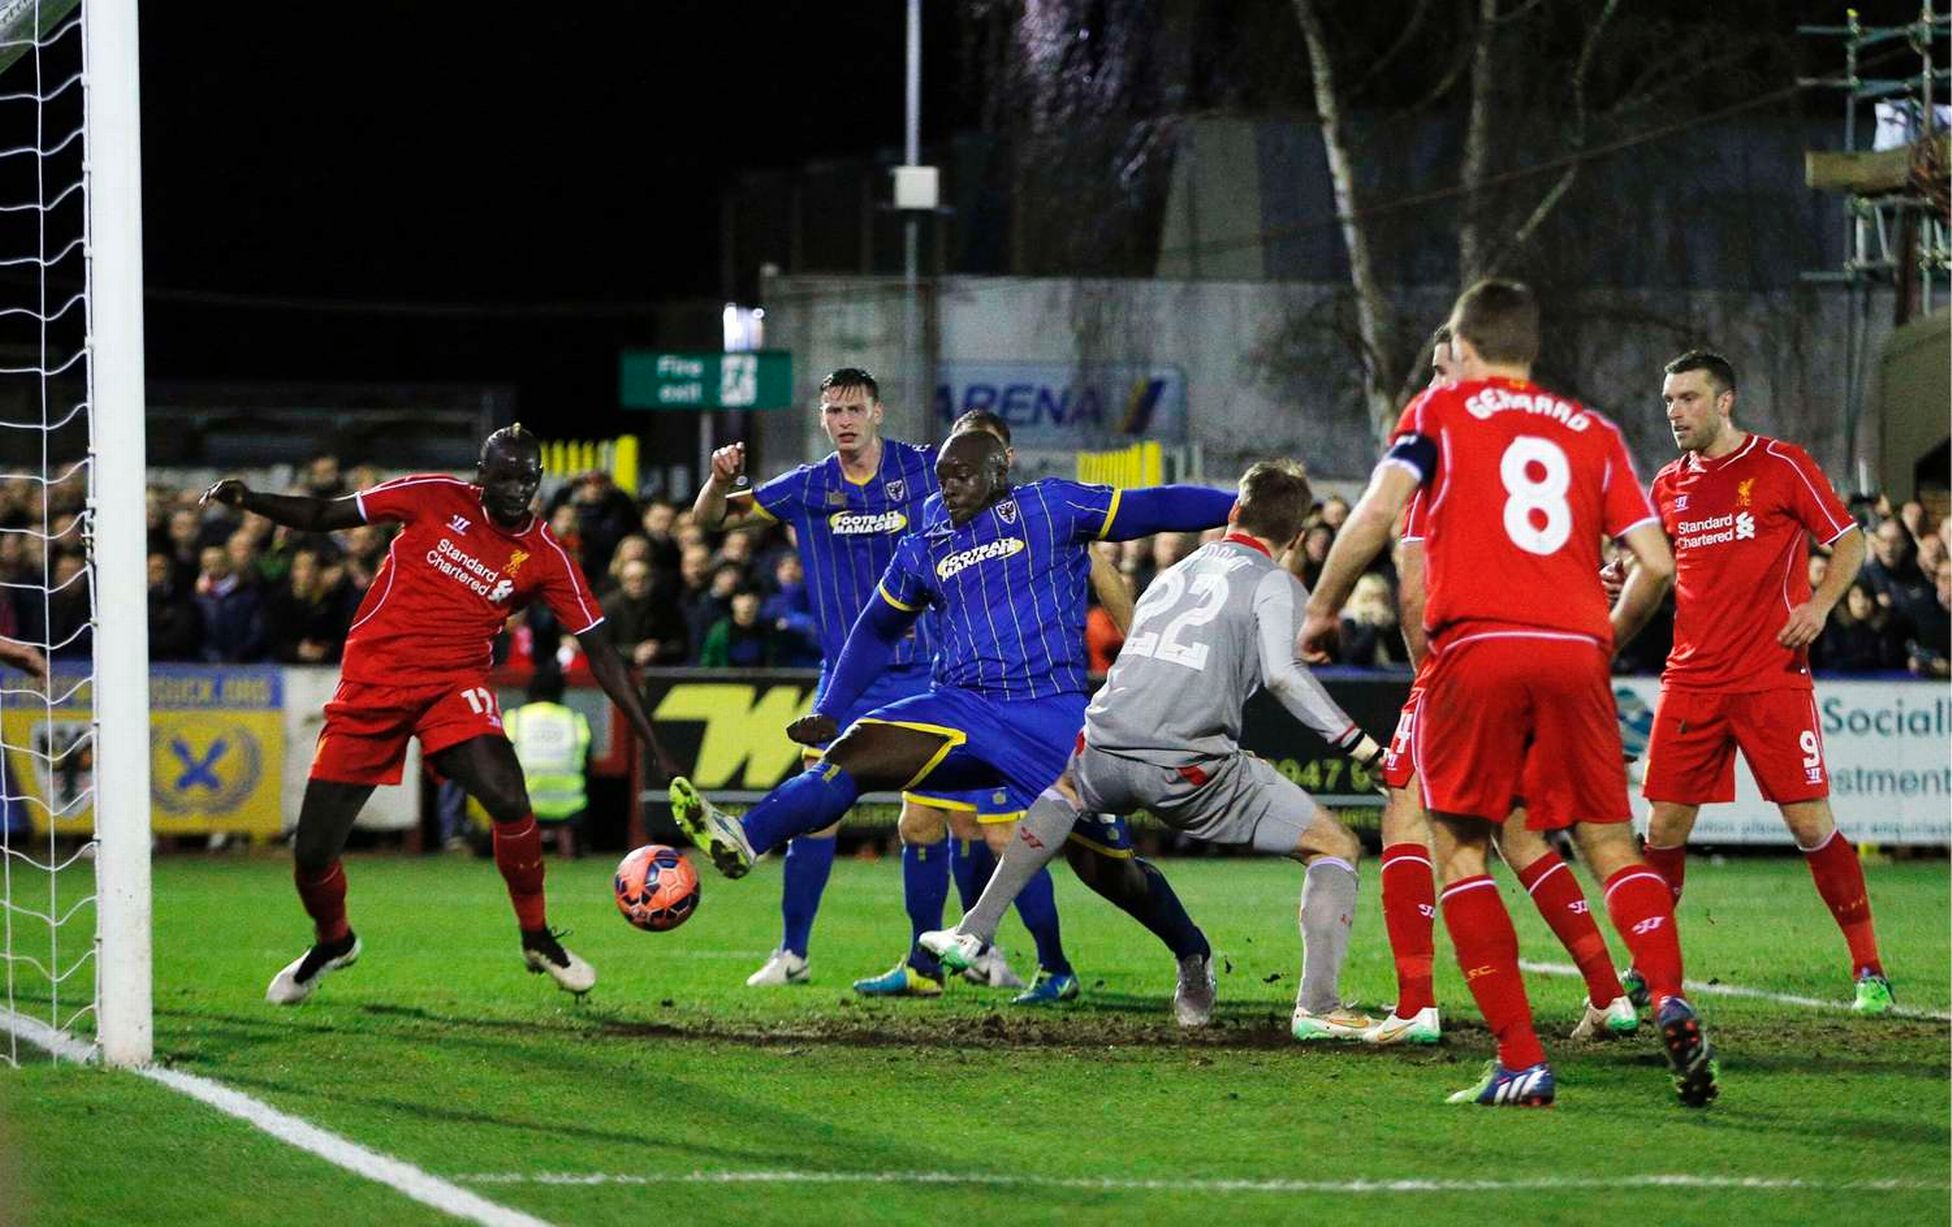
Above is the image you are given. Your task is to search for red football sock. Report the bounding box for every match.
[493,816,548,931]
[294,860,351,945]
[1440,875,1545,1070]
[1517,851,1624,1008]
[1603,865,1685,1007]
[1380,843,1437,1015]
[1642,841,1686,903]
[1802,830,1883,977]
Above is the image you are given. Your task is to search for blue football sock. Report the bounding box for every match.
[779,834,837,958]
[953,837,998,913]
[1012,866,1071,977]
[1134,857,1210,961]
[903,837,950,975]
[742,764,860,854]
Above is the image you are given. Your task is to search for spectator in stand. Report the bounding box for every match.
[148,551,204,662]
[339,523,388,595]
[1908,559,1951,678]
[602,557,689,667]
[640,499,682,577]
[1295,523,1334,591]
[687,562,743,663]
[558,470,638,580]
[1897,499,1928,545]
[1916,529,1947,580]
[698,588,777,668]
[547,504,582,563]
[300,453,348,499]
[761,552,822,668]
[714,530,756,579]
[225,528,263,588]
[1808,551,1829,594]
[1815,581,1911,673]
[1319,495,1351,531]
[43,552,91,659]
[1085,542,1130,675]
[1338,572,1410,668]
[1149,532,1201,590]
[163,506,205,590]
[603,534,652,599]
[263,546,355,664]
[1118,537,1155,596]
[1863,518,1933,624]
[194,544,265,662]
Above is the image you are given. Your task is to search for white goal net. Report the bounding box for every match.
[0,0,149,1068]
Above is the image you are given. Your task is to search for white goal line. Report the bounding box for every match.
[1519,960,1952,1022]
[454,1170,1949,1195]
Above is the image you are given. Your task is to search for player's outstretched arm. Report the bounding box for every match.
[1780,525,1863,649]
[576,622,684,784]
[201,480,363,533]
[790,593,918,745]
[1257,573,1385,767]
[692,442,769,533]
[1608,521,1676,649]
[1300,462,1419,660]
[1098,485,1236,541]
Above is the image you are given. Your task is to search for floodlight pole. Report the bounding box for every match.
[85,0,153,1068]
[902,0,923,441]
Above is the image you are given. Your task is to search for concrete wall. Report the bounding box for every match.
[762,273,1901,491]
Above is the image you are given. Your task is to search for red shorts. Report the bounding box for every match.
[1415,631,1630,830]
[310,678,505,786]
[1381,685,1421,791]
[1642,686,1828,805]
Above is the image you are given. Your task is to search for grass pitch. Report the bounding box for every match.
[2,849,1947,1225]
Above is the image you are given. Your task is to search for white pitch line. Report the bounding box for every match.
[455,1170,1948,1195]
[1518,960,1952,1022]
[1,1011,551,1227]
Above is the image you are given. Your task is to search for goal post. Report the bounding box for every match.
[85,0,151,1068]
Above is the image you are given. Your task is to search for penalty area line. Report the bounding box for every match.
[454,1170,1949,1195]
[0,1009,551,1227]
[1518,960,1952,1022]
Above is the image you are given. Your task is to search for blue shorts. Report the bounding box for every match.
[807,665,1022,820]
[853,685,1134,854]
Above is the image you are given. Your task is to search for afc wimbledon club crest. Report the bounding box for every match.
[885,479,907,503]
[151,715,263,817]
[996,499,1019,525]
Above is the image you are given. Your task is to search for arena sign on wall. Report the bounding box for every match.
[1614,677,1951,846]
[933,362,1188,448]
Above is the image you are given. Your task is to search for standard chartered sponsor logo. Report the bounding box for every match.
[1674,511,1755,550]
[828,510,908,536]
[937,536,1026,580]
[425,537,515,602]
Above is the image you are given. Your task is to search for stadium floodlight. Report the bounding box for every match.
[0,0,150,1069]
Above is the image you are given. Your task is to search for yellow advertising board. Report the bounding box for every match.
[5,664,286,837]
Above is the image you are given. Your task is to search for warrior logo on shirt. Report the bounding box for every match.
[937,536,1026,580]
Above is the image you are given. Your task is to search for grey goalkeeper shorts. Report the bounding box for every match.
[1071,746,1318,856]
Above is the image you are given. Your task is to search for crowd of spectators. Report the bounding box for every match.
[102,458,1952,680]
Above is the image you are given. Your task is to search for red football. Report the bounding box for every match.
[613,844,701,932]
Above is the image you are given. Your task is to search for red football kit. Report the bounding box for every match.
[1388,377,1657,827]
[1642,433,1855,805]
[311,474,604,785]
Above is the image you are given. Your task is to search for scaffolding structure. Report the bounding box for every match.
[1799,5,1950,484]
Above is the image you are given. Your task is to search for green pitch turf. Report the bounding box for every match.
[2,849,1947,1225]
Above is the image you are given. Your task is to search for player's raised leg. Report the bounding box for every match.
[267,778,371,1005]
[947,832,1026,988]
[433,734,595,995]
[924,782,1077,975]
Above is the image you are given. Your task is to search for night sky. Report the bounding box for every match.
[137,3,970,437]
